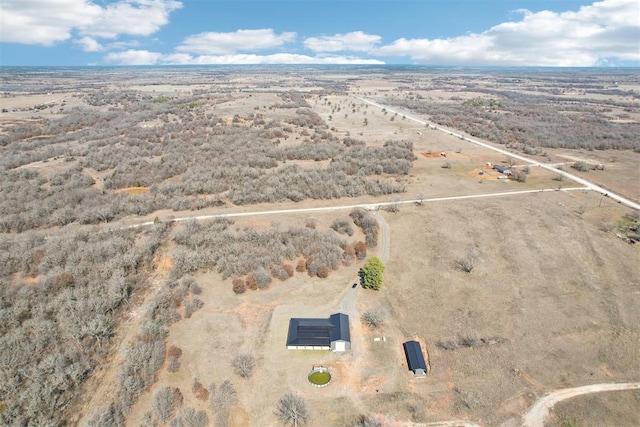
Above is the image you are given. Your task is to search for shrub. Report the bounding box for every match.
[454,247,479,273]
[342,245,356,265]
[184,297,204,318]
[331,217,355,236]
[361,308,385,329]
[283,264,294,278]
[192,378,209,401]
[254,266,272,289]
[232,353,256,378]
[167,346,182,372]
[572,161,590,172]
[232,278,246,294]
[510,170,527,182]
[354,241,367,260]
[316,265,329,278]
[245,274,258,290]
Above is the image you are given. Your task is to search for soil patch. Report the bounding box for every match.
[115,186,150,195]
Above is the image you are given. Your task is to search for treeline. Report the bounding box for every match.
[386,89,639,152]
[169,213,372,291]
[85,274,204,426]
[1,93,414,233]
[0,223,170,426]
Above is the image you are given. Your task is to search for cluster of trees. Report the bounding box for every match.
[85,273,204,426]
[349,208,379,247]
[0,223,170,426]
[168,216,374,293]
[1,90,414,232]
[386,79,639,152]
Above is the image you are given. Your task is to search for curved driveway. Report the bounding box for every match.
[522,382,640,427]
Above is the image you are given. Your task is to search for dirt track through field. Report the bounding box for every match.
[121,187,589,231]
[521,382,640,427]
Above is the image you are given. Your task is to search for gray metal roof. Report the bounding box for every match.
[403,340,427,372]
[287,313,350,347]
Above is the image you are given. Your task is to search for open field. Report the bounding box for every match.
[1,67,639,426]
[547,389,640,426]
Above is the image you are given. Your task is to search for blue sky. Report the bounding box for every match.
[0,0,638,66]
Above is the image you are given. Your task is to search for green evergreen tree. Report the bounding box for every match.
[361,257,385,290]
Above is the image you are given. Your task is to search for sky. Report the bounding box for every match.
[0,0,638,67]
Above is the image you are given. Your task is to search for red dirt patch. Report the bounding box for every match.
[115,186,149,195]
[421,152,445,158]
[229,406,249,427]
[13,273,40,286]
[155,255,174,273]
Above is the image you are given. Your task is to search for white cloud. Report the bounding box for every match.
[104,49,163,65]
[82,0,182,39]
[377,0,640,66]
[177,29,296,55]
[0,0,182,45]
[105,50,384,65]
[75,36,103,52]
[304,31,381,52]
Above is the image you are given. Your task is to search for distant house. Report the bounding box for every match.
[286,313,351,352]
[492,165,511,175]
[403,341,428,375]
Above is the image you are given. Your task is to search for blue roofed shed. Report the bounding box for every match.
[403,340,428,375]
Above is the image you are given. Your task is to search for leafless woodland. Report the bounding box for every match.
[0,67,638,426]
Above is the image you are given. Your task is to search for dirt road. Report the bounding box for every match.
[123,187,588,231]
[358,97,640,212]
[521,382,640,427]
[373,211,390,263]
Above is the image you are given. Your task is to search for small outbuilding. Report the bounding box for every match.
[403,340,428,376]
[492,165,511,175]
[287,313,351,352]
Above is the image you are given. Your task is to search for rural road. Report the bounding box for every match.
[123,187,589,231]
[358,97,640,212]
[521,382,640,427]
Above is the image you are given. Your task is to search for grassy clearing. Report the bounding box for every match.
[308,371,332,386]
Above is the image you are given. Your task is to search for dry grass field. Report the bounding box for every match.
[547,389,640,426]
[1,68,638,426]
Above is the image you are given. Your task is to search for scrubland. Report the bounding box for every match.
[0,67,638,426]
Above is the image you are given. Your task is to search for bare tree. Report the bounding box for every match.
[361,308,385,329]
[384,198,400,213]
[169,407,208,427]
[352,414,394,427]
[209,380,237,413]
[153,387,182,422]
[232,353,256,378]
[274,393,310,426]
